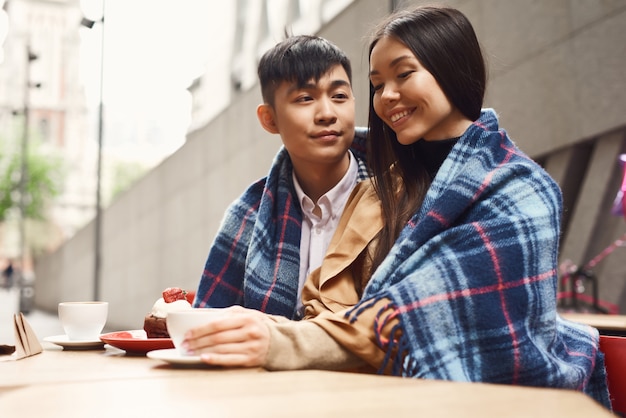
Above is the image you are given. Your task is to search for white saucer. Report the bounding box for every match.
[147,348,204,365]
[43,334,105,350]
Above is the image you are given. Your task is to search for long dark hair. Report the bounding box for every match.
[367,5,487,271]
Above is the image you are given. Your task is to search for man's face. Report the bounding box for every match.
[269,65,355,171]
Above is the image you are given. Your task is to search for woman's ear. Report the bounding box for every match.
[256,104,279,134]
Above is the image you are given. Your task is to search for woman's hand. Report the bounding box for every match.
[182,306,271,367]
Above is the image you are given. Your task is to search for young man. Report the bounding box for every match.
[194,35,368,319]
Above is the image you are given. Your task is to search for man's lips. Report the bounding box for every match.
[312,130,340,139]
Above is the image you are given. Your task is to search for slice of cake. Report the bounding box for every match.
[143,287,193,338]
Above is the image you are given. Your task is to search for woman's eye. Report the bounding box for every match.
[371,83,383,92]
[398,71,413,79]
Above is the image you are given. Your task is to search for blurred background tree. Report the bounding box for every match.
[0,135,64,227]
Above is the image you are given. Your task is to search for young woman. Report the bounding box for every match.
[332,4,609,406]
[184,5,611,408]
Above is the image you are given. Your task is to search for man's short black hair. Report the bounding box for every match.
[257,35,352,107]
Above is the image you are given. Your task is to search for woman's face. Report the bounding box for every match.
[369,36,471,145]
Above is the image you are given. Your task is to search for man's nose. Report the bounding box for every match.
[315,98,337,123]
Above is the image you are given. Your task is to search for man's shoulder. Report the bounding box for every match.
[234,177,269,207]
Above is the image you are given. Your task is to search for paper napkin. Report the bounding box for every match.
[12,312,43,359]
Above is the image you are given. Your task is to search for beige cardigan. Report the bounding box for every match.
[264,180,398,372]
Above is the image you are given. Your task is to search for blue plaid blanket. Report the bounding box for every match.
[194,129,369,319]
[348,109,611,407]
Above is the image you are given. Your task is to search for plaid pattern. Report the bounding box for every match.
[194,129,369,319]
[348,110,611,407]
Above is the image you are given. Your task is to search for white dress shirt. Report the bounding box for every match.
[292,151,358,317]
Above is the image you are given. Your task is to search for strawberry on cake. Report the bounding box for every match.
[143,287,194,338]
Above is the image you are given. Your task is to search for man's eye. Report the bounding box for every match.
[333,93,349,100]
[296,95,313,102]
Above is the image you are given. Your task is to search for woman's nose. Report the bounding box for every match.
[381,84,399,104]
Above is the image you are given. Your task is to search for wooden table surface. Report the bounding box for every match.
[0,342,613,417]
[561,312,626,334]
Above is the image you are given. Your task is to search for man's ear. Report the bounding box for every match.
[256,104,279,134]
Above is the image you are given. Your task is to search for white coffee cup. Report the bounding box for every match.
[58,301,108,341]
[167,308,225,356]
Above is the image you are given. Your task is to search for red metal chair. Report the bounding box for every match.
[600,335,626,416]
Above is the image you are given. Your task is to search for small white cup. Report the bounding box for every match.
[58,301,108,341]
[167,308,225,356]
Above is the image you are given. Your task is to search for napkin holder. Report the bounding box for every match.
[11,312,43,360]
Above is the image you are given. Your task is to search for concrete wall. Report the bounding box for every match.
[34,0,626,330]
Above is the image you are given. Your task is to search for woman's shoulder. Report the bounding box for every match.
[445,126,562,211]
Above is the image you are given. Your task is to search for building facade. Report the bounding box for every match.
[187,0,354,133]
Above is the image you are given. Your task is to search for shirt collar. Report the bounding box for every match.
[293,150,357,223]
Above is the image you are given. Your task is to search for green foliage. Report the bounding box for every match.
[0,146,19,221]
[0,139,64,222]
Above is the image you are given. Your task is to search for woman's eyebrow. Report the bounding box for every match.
[370,55,414,76]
